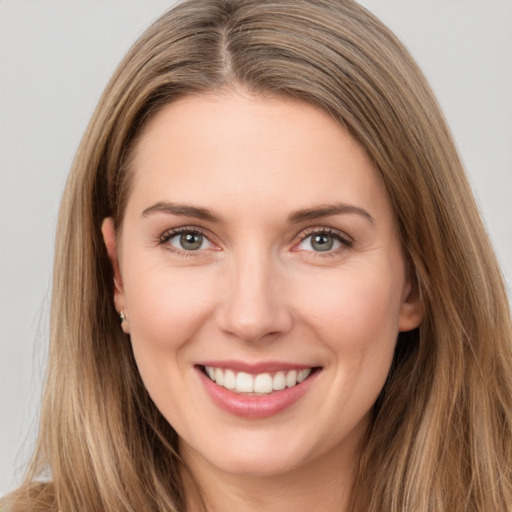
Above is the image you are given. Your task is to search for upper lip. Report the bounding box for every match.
[196,360,317,374]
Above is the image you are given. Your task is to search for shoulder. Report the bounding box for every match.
[1,482,56,512]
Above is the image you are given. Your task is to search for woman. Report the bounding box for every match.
[3,0,511,511]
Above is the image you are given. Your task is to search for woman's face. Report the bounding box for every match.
[103,91,422,479]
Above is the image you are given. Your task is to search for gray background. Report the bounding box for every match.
[1,0,511,495]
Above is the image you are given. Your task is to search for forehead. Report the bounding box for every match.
[126,91,392,224]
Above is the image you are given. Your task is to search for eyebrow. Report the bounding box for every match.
[287,203,374,224]
[141,202,221,222]
[141,201,374,225]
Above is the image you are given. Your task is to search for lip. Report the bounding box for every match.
[195,362,321,419]
[197,360,314,374]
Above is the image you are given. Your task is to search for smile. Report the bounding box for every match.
[196,362,321,418]
[203,366,313,395]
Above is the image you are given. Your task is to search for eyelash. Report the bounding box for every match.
[158,226,353,257]
[296,227,353,257]
[158,226,215,257]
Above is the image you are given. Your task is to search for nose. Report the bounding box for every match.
[215,249,293,343]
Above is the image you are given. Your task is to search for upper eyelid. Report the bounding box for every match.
[160,225,210,241]
[158,226,218,250]
[158,227,219,257]
[295,226,353,243]
[157,225,353,250]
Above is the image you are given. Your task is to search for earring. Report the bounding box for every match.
[119,310,130,334]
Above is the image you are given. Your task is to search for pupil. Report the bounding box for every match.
[312,234,333,251]
[180,233,202,250]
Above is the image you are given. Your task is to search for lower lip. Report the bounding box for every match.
[197,367,320,419]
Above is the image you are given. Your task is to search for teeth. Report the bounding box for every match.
[204,366,313,395]
[254,373,273,393]
[214,367,224,386]
[297,369,311,383]
[236,372,254,393]
[273,371,286,391]
[286,370,297,388]
[224,369,236,390]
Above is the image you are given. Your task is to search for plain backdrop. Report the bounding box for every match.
[1,0,511,496]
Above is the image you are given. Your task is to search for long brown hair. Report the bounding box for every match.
[4,1,512,510]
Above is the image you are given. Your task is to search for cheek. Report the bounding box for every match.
[297,262,405,352]
[296,264,405,433]
[122,264,220,427]
[123,262,217,364]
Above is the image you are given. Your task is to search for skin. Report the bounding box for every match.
[102,90,423,512]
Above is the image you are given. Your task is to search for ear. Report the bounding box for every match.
[398,279,423,332]
[101,217,130,333]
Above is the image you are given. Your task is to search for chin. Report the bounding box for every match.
[180,424,336,480]
[206,449,309,478]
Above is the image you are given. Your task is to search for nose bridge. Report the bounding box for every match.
[217,243,292,342]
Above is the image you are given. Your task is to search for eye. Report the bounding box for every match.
[296,229,352,254]
[171,231,206,251]
[160,228,216,253]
